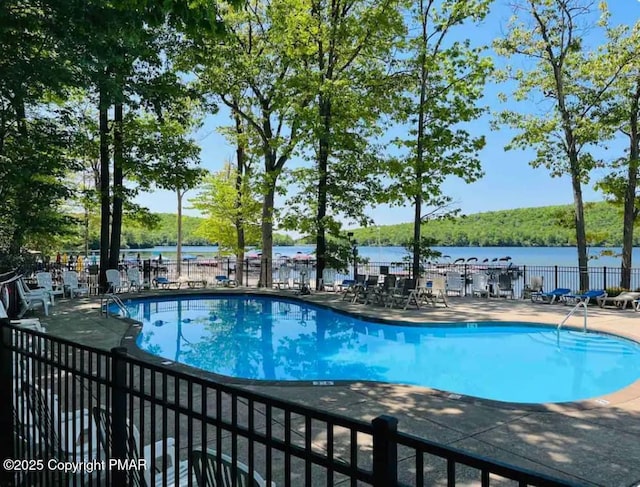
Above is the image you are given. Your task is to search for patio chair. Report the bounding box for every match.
[215,275,232,287]
[191,449,272,487]
[522,276,544,299]
[341,274,365,302]
[320,268,338,292]
[564,289,606,305]
[0,298,45,331]
[16,277,51,317]
[62,271,90,298]
[598,291,640,309]
[423,275,449,307]
[106,269,126,294]
[355,275,380,303]
[93,407,192,487]
[127,267,144,292]
[36,271,64,303]
[493,273,514,299]
[386,278,416,309]
[471,273,490,298]
[366,274,396,305]
[530,288,571,304]
[273,266,291,289]
[445,271,464,296]
[22,383,98,463]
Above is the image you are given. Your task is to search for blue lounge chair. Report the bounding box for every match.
[530,288,571,304]
[563,289,606,305]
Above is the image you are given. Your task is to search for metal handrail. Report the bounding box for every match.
[557,300,588,333]
[102,293,129,317]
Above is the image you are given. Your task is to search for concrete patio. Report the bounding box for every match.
[32,289,640,486]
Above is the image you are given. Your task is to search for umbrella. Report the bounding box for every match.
[466,257,478,262]
[453,258,465,264]
[492,258,498,262]
[499,256,512,262]
[293,252,314,261]
[482,258,489,263]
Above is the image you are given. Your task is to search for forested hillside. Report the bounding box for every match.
[118,202,627,248]
[350,202,629,247]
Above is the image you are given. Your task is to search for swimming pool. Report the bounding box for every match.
[124,294,640,404]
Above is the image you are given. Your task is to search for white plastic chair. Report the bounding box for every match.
[273,266,291,289]
[62,271,90,298]
[320,268,338,292]
[471,273,490,298]
[16,277,51,316]
[127,267,143,292]
[191,449,273,487]
[93,407,192,487]
[106,269,124,294]
[445,271,464,296]
[36,272,63,303]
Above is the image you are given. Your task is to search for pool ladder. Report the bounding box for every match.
[101,293,130,318]
[557,300,588,333]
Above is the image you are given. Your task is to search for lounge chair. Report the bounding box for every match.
[16,277,51,317]
[62,271,90,298]
[0,299,45,331]
[93,407,192,487]
[153,276,182,290]
[215,275,232,287]
[191,449,273,487]
[598,291,640,309]
[564,289,606,305]
[530,288,571,304]
[341,275,365,302]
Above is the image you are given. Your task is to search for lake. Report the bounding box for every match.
[122,245,633,268]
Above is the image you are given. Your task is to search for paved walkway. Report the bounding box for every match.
[35,289,640,486]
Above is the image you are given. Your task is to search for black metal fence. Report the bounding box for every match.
[0,323,578,486]
[21,257,640,297]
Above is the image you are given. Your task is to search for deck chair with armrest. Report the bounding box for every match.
[341,274,365,302]
[93,407,192,487]
[191,449,274,487]
[126,267,144,292]
[493,273,514,299]
[320,268,338,292]
[36,271,64,303]
[273,266,291,289]
[0,298,45,331]
[445,271,464,296]
[62,270,90,298]
[530,288,571,304]
[153,276,182,290]
[471,273,490,298]
[355,275,380,303]
[106,269,126,294]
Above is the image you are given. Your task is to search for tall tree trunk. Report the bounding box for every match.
[412,9,428,282]
[234,109,246,285]
[108,101,123,270]
[315,96,330,290]
[176,189,183,277]
[98,87,111,292]
[570,169,589,291]
[259,164,277,288]
[621,86,640,289]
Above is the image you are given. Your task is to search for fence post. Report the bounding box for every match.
[603,267,607,290]
[0,323,15,487]
[463,264,467,297]
[111,347,128,486]
[554,266,558,290]
[245,258,249,286]
[372,415,398,487]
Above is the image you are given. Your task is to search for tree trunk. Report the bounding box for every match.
[177,189,183,277]
[315,97,330,290]
[259,172,276,288]
[234,109,246,286]
[621,87,639,289]
[98,87,111,292]
[108,101,123,270]
[570,170,589,291]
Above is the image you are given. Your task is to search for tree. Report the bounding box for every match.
[387,0,491,280]
[594,18,640,288]
[189,0,309,288]
[190,164,262,274]
[494,0,627,290]
[273,0,403,289]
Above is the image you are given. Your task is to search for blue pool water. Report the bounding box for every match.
[124,295,640,403]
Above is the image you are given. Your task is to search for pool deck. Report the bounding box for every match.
[33,289,640,486]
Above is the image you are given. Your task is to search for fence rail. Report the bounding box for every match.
[0,322,578,486]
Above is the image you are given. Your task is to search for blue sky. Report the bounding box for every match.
[134,0,639,228]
